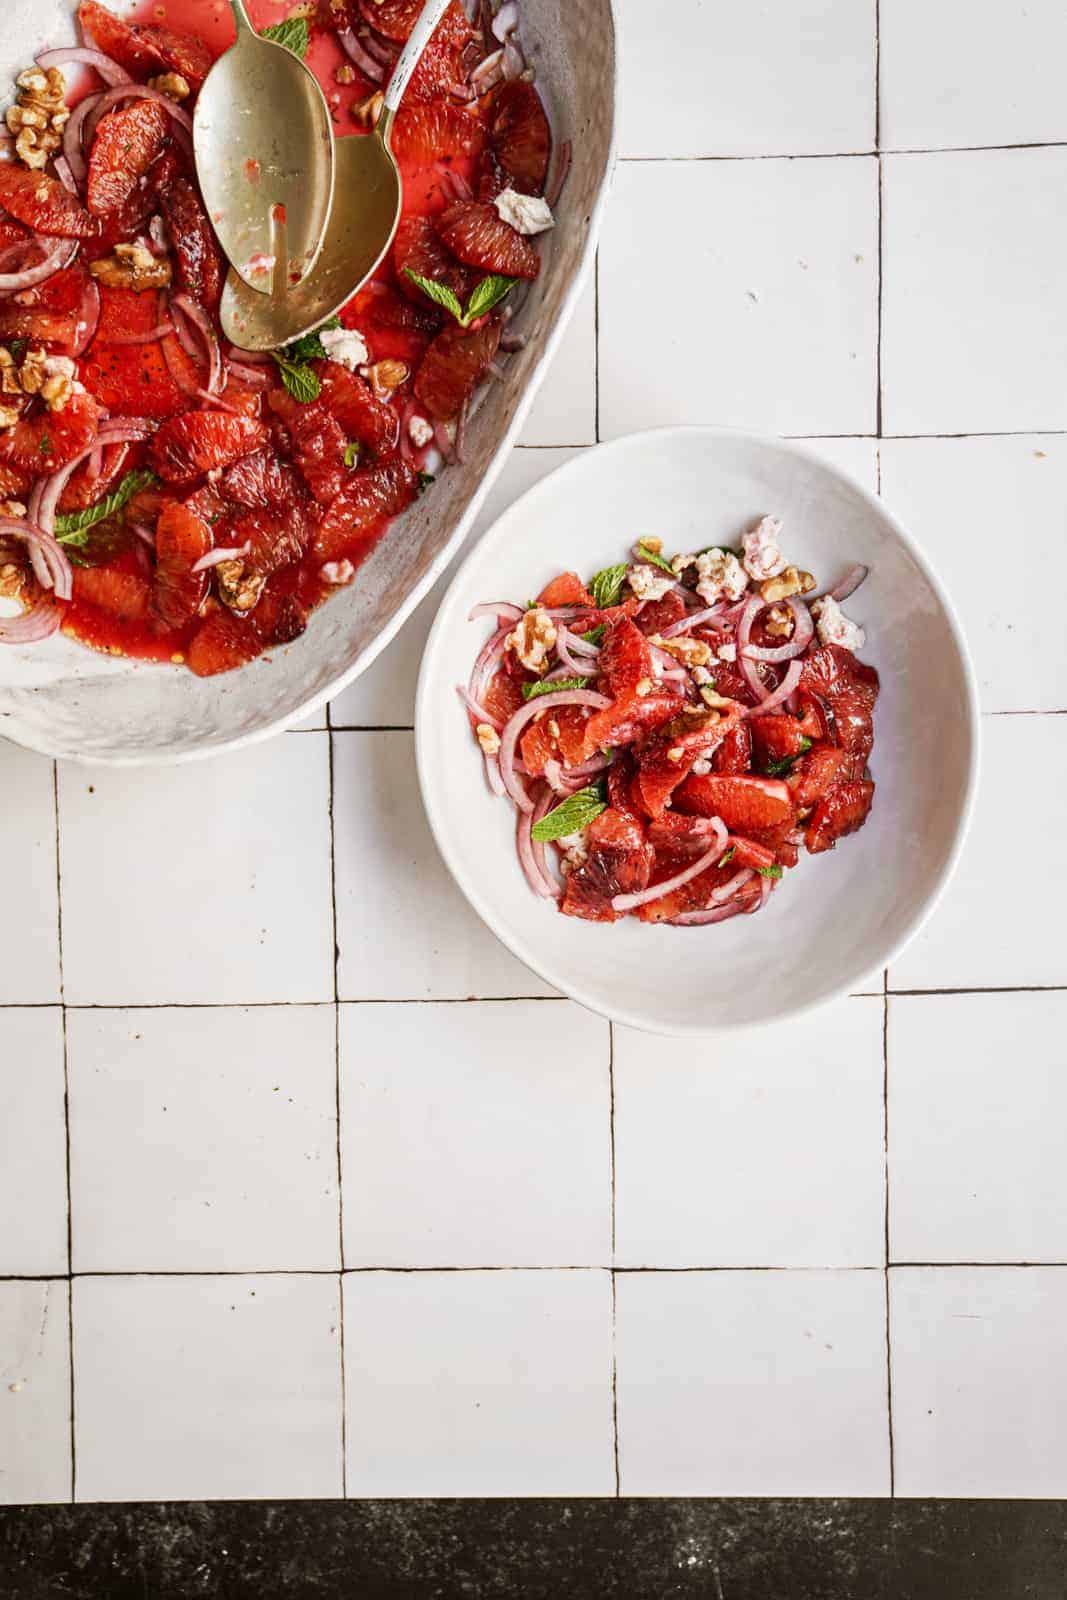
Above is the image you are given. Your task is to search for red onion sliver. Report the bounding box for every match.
[659,603,724,639]
[471,48,505,93]
[35,424,149,544]
[0,595,62,644]
[711,866,755,905]
[740,595,813,663]
[671,901,747,927]
[826,563,869,604]
[53,154,78,194]
[191,542,250,573]
[469,601,524,624]
[0,516,72,601]
[37,46,132,86]
[61,91,102,184]
[501,35,525,78]
[70,274,100,358]
[484,754,506,797]
[555,628,595,676]
[741,658,803,716]
[498,688,611,814]
[225,357,271,389]
[492,0,520,39]
[556,625,600,658]
[85,83,194,147]
[611,819,729,912]
[360,27,400,66]
[172,292,223,394]
[456,682,501,732]
[0,238,77,295]
[517,788,561,900]
[337,27,385,82]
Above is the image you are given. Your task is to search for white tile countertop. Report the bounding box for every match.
[2,0,1067,1505]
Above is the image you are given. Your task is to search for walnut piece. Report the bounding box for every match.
[758,564,815,604]
[363,358,408,397]
[763,603,795,640]
[18,350,77,412]
[90,242,172,290]
[506,606,557,675]
[7,65,68,170]
[352,90,385,128]
[475,723,501,757]
[215,560,265,614]
[649,631,712,668]
[147,72,190,100]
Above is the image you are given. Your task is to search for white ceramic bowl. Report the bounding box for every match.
[416,427,980,1034]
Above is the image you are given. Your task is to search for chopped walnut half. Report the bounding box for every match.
[506,606,557,675]
[7,66,69,170]
[352,90,385,128]
[763,603,795,640]
[363,358,408,398]
[0,401,23,429]
[90,242,172,291]
[335,64,357,86]
[699,685,735,711]
[649,631,712,668]
[475,723,501,757]
[215,560,265,614]
[19,350,78,413]
[758,564,815,604]
[147,72,190,101]
[0,348,20,397]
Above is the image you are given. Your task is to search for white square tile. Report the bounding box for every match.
[880,0,1067,152]
[801,436,879,493]
[0,1281,70,1505]
[890,1266,1067,1496]
[889,993,1067,1264]
[518,275,596,446]
[73,1274,342,1501]
[879,437,1066,713]
[329,448,584,729]
[343,1270,614,1495]
[618,0,876,158]
[882,148,1067,435]
[68,1007,339,1273]
[615,1269,889,1495]
[614,998,885,1269]
[333,733,555,999]
[58,736,334,1006]
[0,741,59,1005]
[889,716,1067,990]
[599,160,878,438]
[0,1009,67,1276]
[340,1001,610,1267]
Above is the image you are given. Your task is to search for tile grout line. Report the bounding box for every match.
[883,978,896,1496]
[608,1021,619,1495]
[617,139,1067,163]
[50,761,75,1505]
[4,1262,1067,1283]
[325,709,348,1498]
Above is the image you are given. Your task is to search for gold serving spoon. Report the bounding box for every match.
[217,0,456,352]
[194,0,336,298]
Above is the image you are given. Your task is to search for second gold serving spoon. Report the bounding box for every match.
[216,0,455,352]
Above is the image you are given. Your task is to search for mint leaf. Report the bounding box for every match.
[343,441,361,468]
[636,541,674,575]
[589,563,627,609]
[403,268,464,322]
[55,468,158,544]
[531,784,607,843]
[522,675,589,701]
[273,355,320,403]
[581,624,606,646]
[464,273,516,323]
[260,17,310,57]
[757,864,784,879]
[717,846,736,867]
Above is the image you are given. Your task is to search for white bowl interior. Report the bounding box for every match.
[0,0,615,763]
[417,428,980,1034]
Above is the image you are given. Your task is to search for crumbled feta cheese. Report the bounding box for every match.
[691,758,712,776]
[320,325,369,372]
[716,641,737,662]
[691,665,713,686]
[476,723,501,757]
[506,606,557,674]
[408,413,433,449]
[627,562,675,602]
[694,548,748,606]
[812,594,865,653]
[322,560,355,586]
[557,829,588,869]
[493,187,555,236]
[741,515,786,582]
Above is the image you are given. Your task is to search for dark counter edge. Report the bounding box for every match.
[2,1498,1066,1599]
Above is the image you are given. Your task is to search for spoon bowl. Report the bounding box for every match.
[194,0,335,298]
[219,0,454,352]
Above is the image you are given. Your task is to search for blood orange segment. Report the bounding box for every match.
[150,414,268,484]
[315,361,400,456]
[581,689,682,757]
[519,704,591,776]
[219,448,303,511]
[537,571,595,608]
[484,80,552,196]
[674,772,794,833]
[151,499,211,629]
[312,459,418,561]
[561,808,654,923]
[78,2,212,90]
[635,703,745,817]
[0,392,101,473]
[483,667,526,726]
[393,213,476,308]
[0,165,98,239]
[58,440,131,513]
[186,610,262,677]
[0,307,78,346]
[81,286,195,421]
[711,720,752,775]
[806,778,875,855]
[160,176,224,309]
[635,588,687,636]
[749,710,813,768]
[786,743,853,809]
[392,103,484,168]
[71,565,150,623]
[267,389,349,507]
[0,464,30,500]
[598,619,654,697]
[437,200,540,280]
[356,0,470,44]
[414,317,501,421]
[350,285,439,366]
[87,99,169,218]
[799,644,880,770]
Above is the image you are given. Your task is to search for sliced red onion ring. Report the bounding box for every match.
[172,292,223,395]
[555,628,595,676]
[671,901,747,927]
[740,595,813,663]
[53,154,78,195]
[741,658,804,716]
[0,238,78,295]
[711,866,755,905]
[35,424,149,548]
[556,624,600,658]
[659,603,724,639]
[469,601,524,624]
[191,542,250,574]
[71,273,100,358]
[498,688,612,814]
[611,819,729,912]
[468,620,512,705]
[85,83,194,146]
[0,516,72,601]
[225,357,272,390]
[224,343,271,365]
[0,594,62,644]
[37,46,132,86]
[809,563,869,605]
[360,27,400,67]
[517,785,562,900]
[62,91,103,184]
[337,27,385,82]
[649,643,691,682]
[471,48,505,93]
[501,35,525,78]
[456,682,502,732]
[560,752,612,780]
[484,754,506,797]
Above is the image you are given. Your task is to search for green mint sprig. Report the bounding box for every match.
[588,564,627,609]
[260,17,310,57]
[403,268,516,328]
[531,784,607,844]
[55,468,158,545]
[522,675,589,701]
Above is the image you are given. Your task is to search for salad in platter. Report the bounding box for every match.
[0,0,564,673]
[461,518,879,925]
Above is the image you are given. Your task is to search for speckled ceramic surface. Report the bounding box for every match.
[0,0,616,764]
[417,427,981,1033]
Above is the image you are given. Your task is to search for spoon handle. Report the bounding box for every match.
[229,0,255,33]
[378,0,454,140]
